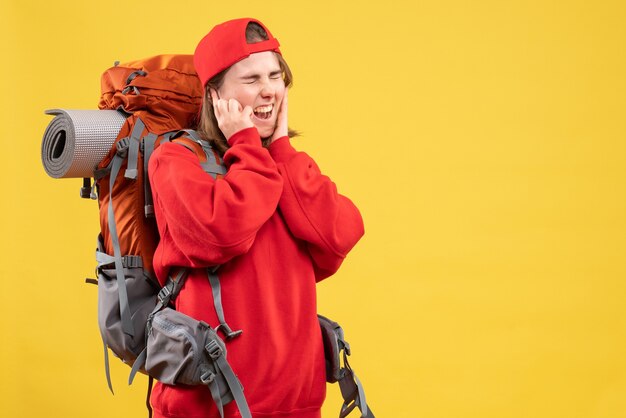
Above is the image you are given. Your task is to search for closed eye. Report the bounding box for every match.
[241,76,258,84]
[240,70,283,84]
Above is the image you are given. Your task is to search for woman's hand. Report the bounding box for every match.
[210,89,254,140]
[270,89,288,144]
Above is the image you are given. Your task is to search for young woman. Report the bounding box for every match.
[148,18,364,418]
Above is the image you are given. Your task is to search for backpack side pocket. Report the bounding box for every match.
[318,314,344,383]
[145,308,252,418]
[96,233,159,365]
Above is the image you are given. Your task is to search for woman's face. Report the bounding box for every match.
[216,51,286,139]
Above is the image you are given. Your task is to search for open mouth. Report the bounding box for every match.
[253,104,273,120]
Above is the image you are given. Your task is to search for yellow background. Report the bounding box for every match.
[1,0,625,417]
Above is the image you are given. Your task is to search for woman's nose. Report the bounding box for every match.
[260,80,275,97]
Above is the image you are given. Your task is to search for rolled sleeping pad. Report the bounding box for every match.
[41,109,126,178]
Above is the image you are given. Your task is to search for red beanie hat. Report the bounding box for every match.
[194,18,281,87]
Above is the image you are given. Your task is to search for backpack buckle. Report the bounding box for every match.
[125,70,147,85]
[157,286,172,304]
[216,322,243,340]
[122,85,140,95]
[121,70,146,96]
[116,137,130,157]
[80,177,92,199]
[122,255,142,269]
[340,339,351,356]
[201,370,216,384]
[205,340,223,360]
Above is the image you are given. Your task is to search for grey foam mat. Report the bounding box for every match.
[41,109,126,178]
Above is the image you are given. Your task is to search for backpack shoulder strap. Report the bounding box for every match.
[142,130,225,217]
[108,118,147,339]
[142,132,159,217]
[170,130,227,179]
[207,267,243,340]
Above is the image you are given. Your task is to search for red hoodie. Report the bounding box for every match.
[148,127,364,418]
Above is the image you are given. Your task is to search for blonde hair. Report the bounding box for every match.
[196,22,297,154]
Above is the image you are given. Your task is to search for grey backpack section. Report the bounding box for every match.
[319,315,375,418]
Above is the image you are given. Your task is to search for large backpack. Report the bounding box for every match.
[95,54,210,283]
[84,55,373,418]
[90,55,247,417]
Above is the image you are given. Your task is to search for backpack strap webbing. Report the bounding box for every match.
[338,355,374,418]
[146,376,154,418]
[208,267,243,340]
[102,337,114,393]
[170,131,227,178]
[125,129,141,179]
[203,338,252,418]
[108,117,146,338]
[142,132,159,217]
[96,250,142,270]
[178,128,202,142]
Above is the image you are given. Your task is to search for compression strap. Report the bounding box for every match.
[108,118,146,339]
[207,268,242,340]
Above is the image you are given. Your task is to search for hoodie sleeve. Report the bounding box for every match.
[268,136,365,281]
[149,127,283,268]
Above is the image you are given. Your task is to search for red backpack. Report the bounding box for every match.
[96,54,218,282]
[90,55,243,411]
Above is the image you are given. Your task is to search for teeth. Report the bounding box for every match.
[254,104,273,113]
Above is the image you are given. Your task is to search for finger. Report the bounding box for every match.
[228,98,243,113]
[209,89,218,105]
[277,90,288,122]
[210,89,222,117]
[216,98,228,115]
[279,90,288,122]
[242,105,253,119]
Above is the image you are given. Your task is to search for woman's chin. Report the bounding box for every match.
[255,123,276,140]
